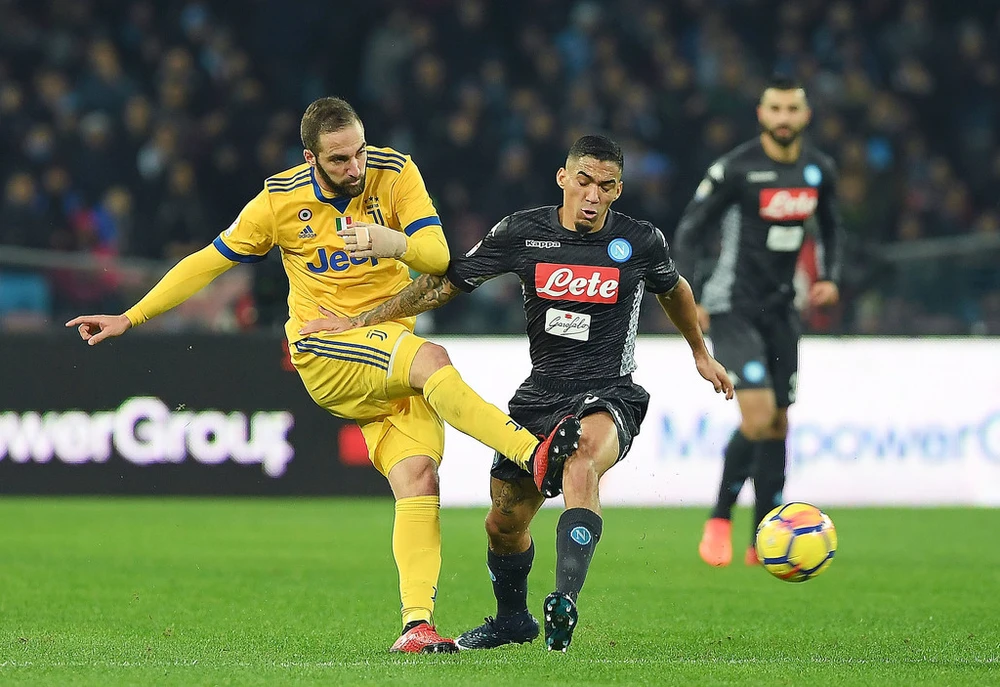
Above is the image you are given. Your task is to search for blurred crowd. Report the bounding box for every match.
[1,0,999,334]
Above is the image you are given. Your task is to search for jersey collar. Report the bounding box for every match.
[310,168,352,214]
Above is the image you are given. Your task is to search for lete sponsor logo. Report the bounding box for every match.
[544,307,592,340]
[759,188,818,221]
[535,263,620,303]
[0,397,295,477]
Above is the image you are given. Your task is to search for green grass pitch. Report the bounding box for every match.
[1,499,997,686]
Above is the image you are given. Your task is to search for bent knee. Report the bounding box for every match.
[741,410,786,440]
[410,342,453,390]
[419,342,451,369]
[388,456,440,498]
[485,509,531,545]
[410,465,439,494]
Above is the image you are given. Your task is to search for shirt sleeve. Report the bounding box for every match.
[644,225,681,294]
[124,244,236,326]
[446,217,516,292]
[212,189,275,262]
[392,158,449,274]
[814,158,844,286]
[672,157,739,294]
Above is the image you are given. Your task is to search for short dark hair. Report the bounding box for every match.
[300,97,361,152]
[760,74,806,102]
[567,135,624,172]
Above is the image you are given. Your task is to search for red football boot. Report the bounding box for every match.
[389,621,458,654]
[698,518,733,567]
[531,415,582,498]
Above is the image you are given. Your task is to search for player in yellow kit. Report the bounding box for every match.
[66,97,581,654]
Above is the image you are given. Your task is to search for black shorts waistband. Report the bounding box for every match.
[528,371,632,393]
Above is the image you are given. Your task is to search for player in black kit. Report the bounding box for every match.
[301,135,733,652]
[673,76,844,569]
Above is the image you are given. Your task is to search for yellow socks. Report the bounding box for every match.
[422,365,539,468]
[393,495,442,627]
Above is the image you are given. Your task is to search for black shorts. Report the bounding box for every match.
[709,309,801,407]
[491,373,650,483]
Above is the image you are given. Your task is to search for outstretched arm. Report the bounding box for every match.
[656,277,734,400]
[66,244,237,345]
[299,272,462,335]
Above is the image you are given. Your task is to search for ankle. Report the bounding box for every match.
[402,619,429,633]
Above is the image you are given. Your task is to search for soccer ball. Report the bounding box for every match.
[754,502,837,582]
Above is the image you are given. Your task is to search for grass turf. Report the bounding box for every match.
[0,499,997,686]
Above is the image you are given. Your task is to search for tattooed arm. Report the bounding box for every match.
[299,214,514,336]
[357,273,462,326]
[298,273,463,335]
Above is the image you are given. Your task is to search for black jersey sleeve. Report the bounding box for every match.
[673,157,739,289]
[446,217,515,292]
[815,157,844,285]
[645,224,681,294]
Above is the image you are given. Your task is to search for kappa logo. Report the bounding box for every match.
[526,239,561,249]
[747,170,778,183]
[298,225,316,239]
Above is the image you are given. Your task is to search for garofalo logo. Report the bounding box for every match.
[0,397,295,477]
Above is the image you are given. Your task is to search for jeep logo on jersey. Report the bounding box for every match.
[759,188,819,221]
[535,263,620,303]
[306,248,378,272]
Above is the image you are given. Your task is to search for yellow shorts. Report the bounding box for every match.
[290,322,444,476]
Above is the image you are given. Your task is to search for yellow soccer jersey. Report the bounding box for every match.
[214,147,446,343]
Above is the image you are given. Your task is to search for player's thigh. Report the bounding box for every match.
[291,322,430,417]
[571,412,620,478]
[360,395,445,478]
[709,312,773,392]
[763,312,802,408]
[568,383,648,467]
[291,324,444,478]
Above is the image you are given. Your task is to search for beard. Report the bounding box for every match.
[573,220,595,235]
[316,164,366,197]
[763,123,803,148]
